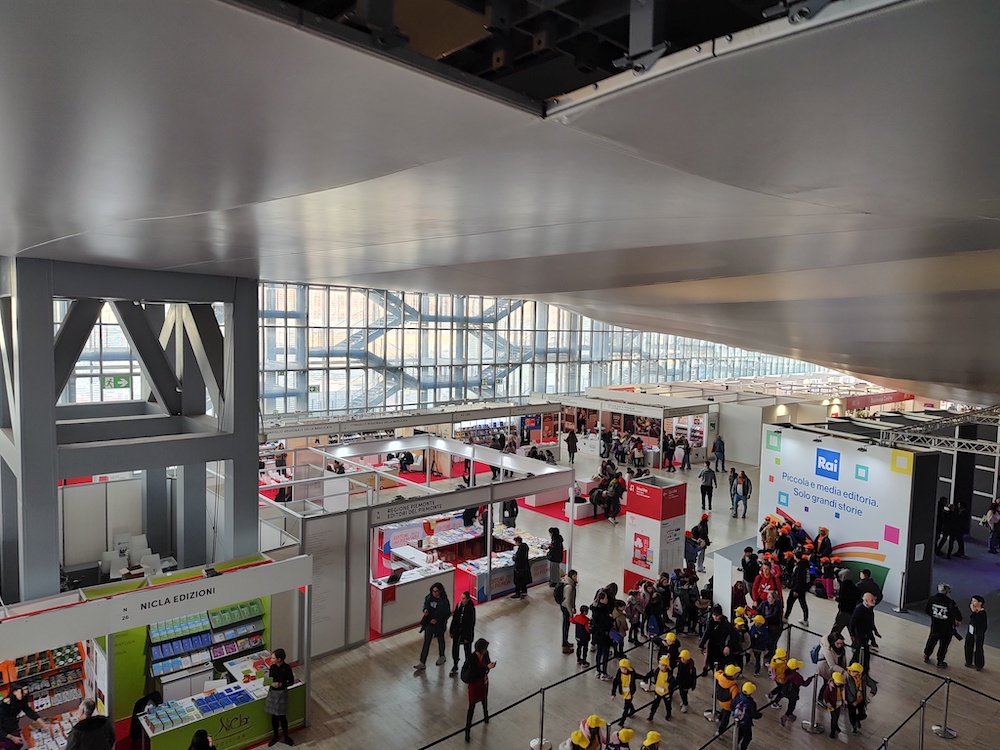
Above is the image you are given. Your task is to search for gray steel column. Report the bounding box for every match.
[222,277,260,558]
[175,464,207,567]
[0,459,19,602]
[142,468,171,557]
[12,259,60,600]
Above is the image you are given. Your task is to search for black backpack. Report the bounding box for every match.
[460,659,476,684]
[553,581,566,605]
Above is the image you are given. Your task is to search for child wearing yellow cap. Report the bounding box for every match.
[675,649,698,713]
[606,727,635,750]
[642,656,677,722]
[611,658,638,725]
[823,672,847,739]
[641,730,661,749]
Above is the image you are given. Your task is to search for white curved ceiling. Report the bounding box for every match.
[1,0,999,401]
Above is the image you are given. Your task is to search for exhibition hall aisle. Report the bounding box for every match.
[300,452,999,750]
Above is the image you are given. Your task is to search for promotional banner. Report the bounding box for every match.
[759,427,914,604]
[624,480,686,592]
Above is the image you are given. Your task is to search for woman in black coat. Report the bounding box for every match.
[415,582,452,669]
[511,536,531,599]
[449,591,477,676]
[547,527,565,585]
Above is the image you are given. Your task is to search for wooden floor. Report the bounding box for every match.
[297,452,999,750]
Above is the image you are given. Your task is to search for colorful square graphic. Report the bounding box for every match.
[855,465,869,481]
[778,491,789,507]
[834,512,841,519]
[766,430,782,451]
[890,449,913,476]
[884,525,900,545]
[774,457,781,465]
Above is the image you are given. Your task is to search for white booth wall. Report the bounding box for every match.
[59,478,144,566]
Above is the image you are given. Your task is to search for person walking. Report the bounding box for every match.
[816,632,848,685]
[712,435,726,472]
[415,582,451,669]
[511,536,531,599]
[559,569,579,652]
[640,731,661,750]
[680,436,692,471]
[265,649,296,746]
[713,664,742,734]
[611,658,639,725]
[643,656,677,722]
[547,527,565,586]
[732,682,762,749]
[698,462,717,511]
[606,727,635,750]
[833,571,861,636]
[64,700,115,750]
[778,658,813,727]
[675,649,698,713]
[923,582,962,667]
[663,434,676,472]
[693,514,711,573]
[566,430,578,464]
[700,605,734,676]
[731,471,752,519]
[823,672,847,739]
[501,497,518,527]
[935,501,959,558]
[965,595,988,671]
[462,638,496,743]
[849,593,877,672]
[844,662,868,734]
[449,591,476,676]
[783,554,811,627]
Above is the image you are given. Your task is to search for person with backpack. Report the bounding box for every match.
[625,589,644,645]
[923,582,962,668]
[823,672,847,739]
[462,638,496,743]
[606,727,635,750]
[731,682,762,749]
[611,600,629,658]
[643,656,677,722]
[713,664,742,733]
[449,591,476,676]
[557,569,578,652]
[778,658,813,727]
[844,662,868,734]
[692,514,711,573]
[815,632,848,685]
[748,615,771,676]
[696,461,717,511]
[547,527,565,586]
[674,649,698,713]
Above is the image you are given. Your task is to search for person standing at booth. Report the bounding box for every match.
[965,595,988,671]
[548,527,565,586]
[265,649,296,746]
[511,536,531,599]
[566,429,578,464]
[449,591,477,677]
[65,700,115,750]
[415,582,452,669]
[1,684,48,750]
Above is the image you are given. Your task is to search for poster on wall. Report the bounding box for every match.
[758,427,914,605]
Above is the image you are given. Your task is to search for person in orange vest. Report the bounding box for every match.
[713,663,742,734]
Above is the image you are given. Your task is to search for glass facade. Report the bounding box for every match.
[53,285,820,412]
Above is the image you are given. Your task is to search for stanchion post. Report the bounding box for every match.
[892,570,908,614]
[785,623,792,653]
[931,678,958,739]
[704,662,718,723]
[529,687,549,750]
[801,673,824,733]
[917,699,926,750]
[731,718,739,750]
[648,636,655,672]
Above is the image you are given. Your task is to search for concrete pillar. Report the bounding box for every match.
[0,459,19,602]
[142,467,171,557]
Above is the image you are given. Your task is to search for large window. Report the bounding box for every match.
[257,283,822,417]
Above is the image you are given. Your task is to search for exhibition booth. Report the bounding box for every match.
[0,554,313,750]
[754,425,938,607]
[622,476,687,592]
[254,433,574,649]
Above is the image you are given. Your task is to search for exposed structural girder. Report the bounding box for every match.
[615,0,669,72]
[0,259,260,601]
[878,404,1000,454]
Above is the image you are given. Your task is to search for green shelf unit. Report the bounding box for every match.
[207,599,264,629]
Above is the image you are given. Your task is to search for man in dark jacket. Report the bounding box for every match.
[783,555,812,627]
[66,700,115,750]
[849,593,877,672]
[699,605,734,675]
[923,582,962,668]
[511,536,531,599]
[449,591,477,676]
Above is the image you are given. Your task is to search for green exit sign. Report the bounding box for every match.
[101,376,131,389]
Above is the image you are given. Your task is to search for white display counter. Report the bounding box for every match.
[369,563,455,636]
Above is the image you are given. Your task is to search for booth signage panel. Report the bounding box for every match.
[844,391,914,410]
[0,556,313,660]
[623,482,686,590]
[758,427,912,604]
[369,487,490,526]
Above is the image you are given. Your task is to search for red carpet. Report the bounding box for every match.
[516,498,605,527]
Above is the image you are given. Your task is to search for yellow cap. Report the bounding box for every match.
[752,615,765,625]
[774,648,788,659]
[619,658,631,669]
[659,655,670,666]
[736,606,746,616]
[643,731,662,746]
[617,729,636,743]
[665,632,677,643]
[724,664,742,678]
[570,730,589,748]
[586,714,606,728]
[832,672,846,685]
[786,658,803,670]
[679,649,691,660]
[734,617,746,627]
[848,662,864,674]
[742,682,756,695]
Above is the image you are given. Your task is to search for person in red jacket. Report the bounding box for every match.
[751,563,782,606]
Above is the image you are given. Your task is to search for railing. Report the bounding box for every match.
[412,620,998,750]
